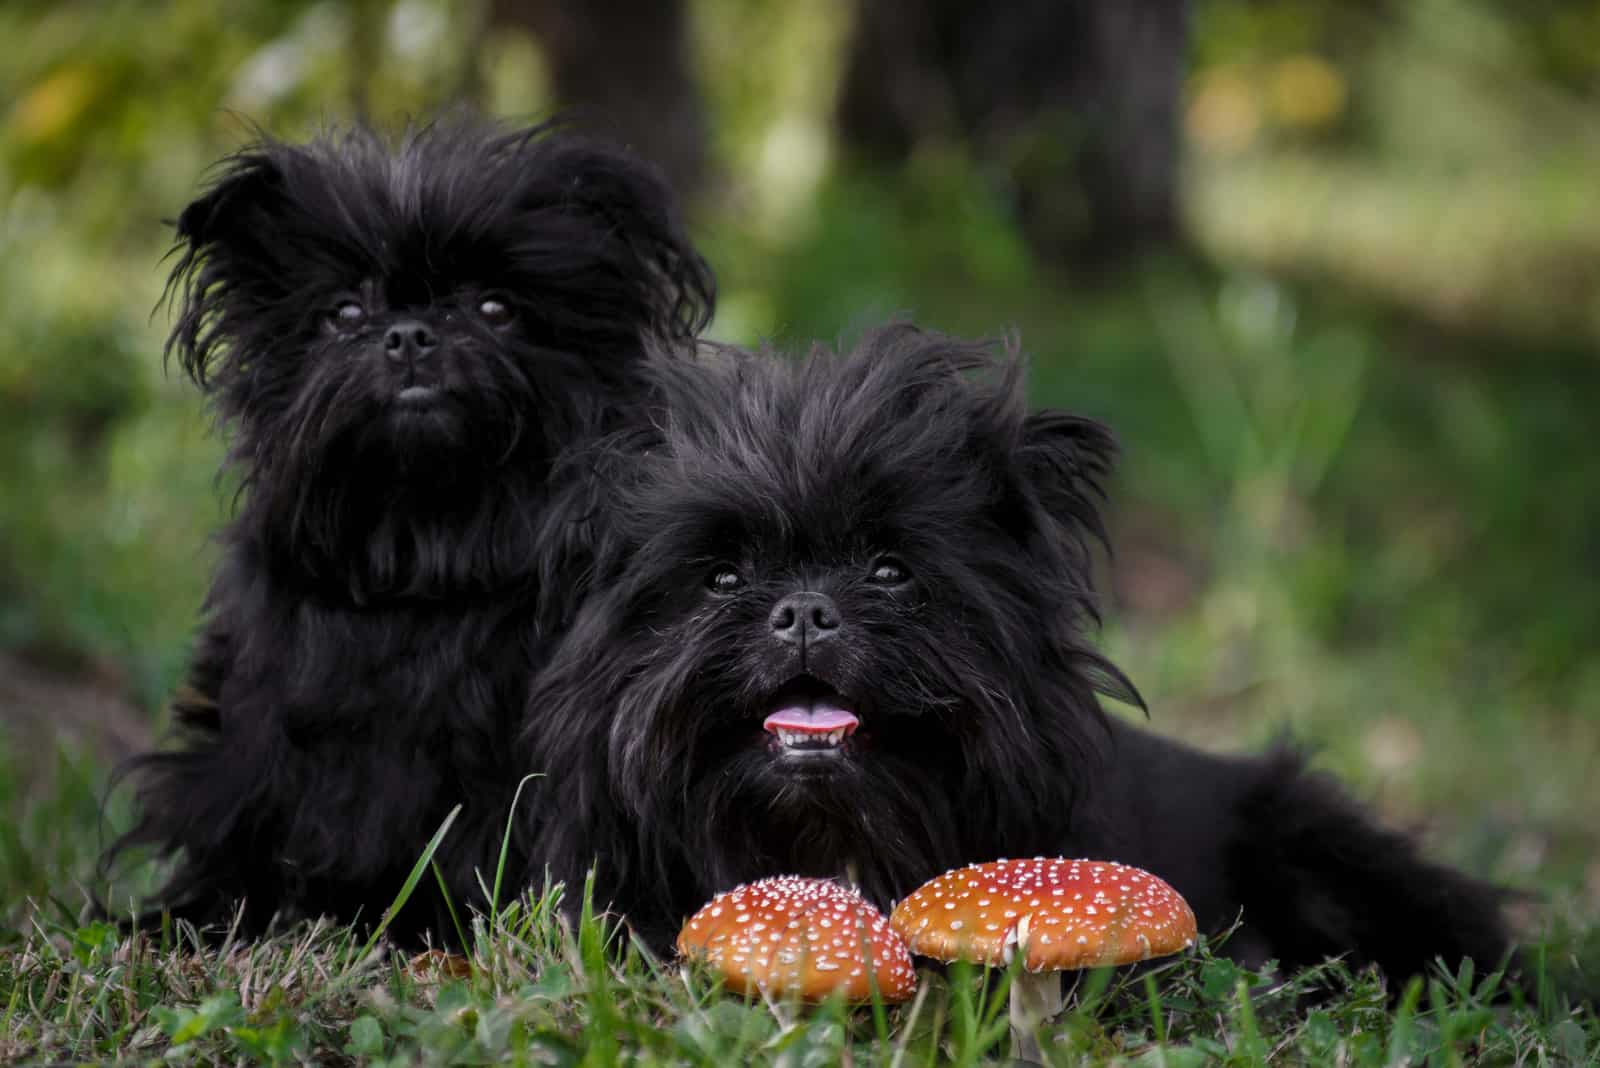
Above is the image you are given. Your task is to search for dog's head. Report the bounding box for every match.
[534,325,1138,911]
[165,117,711,593]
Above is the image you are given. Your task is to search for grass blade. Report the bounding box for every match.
[490,772,542,917]
[357,803,461,963]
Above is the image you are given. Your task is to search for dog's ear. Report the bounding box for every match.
[1012,409,1144,708]
[541,137,716,344]
[174,152,285,250]
[1015,409,1117,554]
[164,150,286,389]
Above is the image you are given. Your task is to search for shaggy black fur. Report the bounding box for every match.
[105,117,713,946]
[522,324,1512,986]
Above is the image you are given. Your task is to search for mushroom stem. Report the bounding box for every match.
[1003,916,1064,1063]
[1007,969,1063,1064]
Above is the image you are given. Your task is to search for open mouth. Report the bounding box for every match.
[762,677,860,754]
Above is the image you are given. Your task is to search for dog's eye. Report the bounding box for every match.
[478,297,514,326]
[707,566,745,594]
[867,557,910,585]
[328,300,366,329]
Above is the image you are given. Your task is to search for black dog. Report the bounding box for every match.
[106,118,713,945]
[523,325,1511,986]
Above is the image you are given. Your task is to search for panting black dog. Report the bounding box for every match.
[105,117,713,945]
[522,324,1512,986]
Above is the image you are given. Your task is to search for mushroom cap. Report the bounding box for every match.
[677,876,918,1003]
[889,858,1196,972]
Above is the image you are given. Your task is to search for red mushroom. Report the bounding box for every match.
[677,876,918,1004]
[891,858,1196,1061]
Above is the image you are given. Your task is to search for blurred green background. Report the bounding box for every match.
[0,0,1596,949]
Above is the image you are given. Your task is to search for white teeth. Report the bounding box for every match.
[775,728,846,749]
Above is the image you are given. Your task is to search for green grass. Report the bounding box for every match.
[3,873,1596,1065]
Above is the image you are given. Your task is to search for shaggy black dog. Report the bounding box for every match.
[523,324,1512,986]
[105,118,713,945]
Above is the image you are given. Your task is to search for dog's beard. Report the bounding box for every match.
[239,333,612,599]
[682,726,967,907]
[271,337,534,483]
[600,610,1100,912]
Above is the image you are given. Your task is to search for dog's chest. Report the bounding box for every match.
[237,597,538,741]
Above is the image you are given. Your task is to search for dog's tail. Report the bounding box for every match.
[1227,746,1521,995]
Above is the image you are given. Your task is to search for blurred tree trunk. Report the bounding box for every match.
[490,0,708,200]
[837,0,1190,269]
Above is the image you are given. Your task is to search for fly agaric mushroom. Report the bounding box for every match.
[677,876,918,1004]
[891,858,1196,1062]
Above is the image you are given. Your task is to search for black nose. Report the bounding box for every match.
[770,592,841,647]
[383,320,438,363]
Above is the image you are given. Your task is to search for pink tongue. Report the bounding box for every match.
[763,702,859,735]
